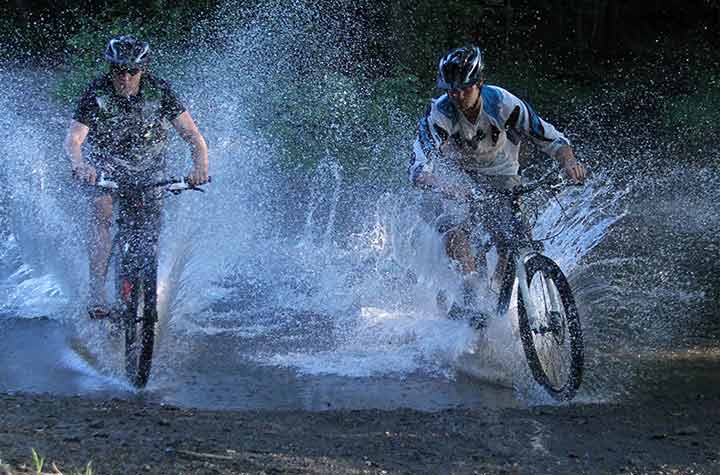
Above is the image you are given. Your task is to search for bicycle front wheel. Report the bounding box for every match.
[516,254,583,401]
[124,277,156,388]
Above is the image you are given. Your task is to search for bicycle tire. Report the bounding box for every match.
[516,254,583,401]
[124,273,155,388]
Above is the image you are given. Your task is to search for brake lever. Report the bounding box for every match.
[186,175,211,192]
[544,173,564,189]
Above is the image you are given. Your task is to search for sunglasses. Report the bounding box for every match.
[111,65,143,76]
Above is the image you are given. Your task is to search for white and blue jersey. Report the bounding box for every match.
[408,85,570,186]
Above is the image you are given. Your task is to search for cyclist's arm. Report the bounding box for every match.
[508,96,569,158]
[409,103,447,188]
[497,87,585,181]
[172,111,209,185]
[408,102,472,198]
[67,83,101,183]
[64,120,97,184]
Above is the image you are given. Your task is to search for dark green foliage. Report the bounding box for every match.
[53,3,217,105]
[1,0,718,168]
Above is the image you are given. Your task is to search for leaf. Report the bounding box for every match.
[31,448,44,474]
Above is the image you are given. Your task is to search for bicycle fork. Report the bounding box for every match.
[515,252,562,330]
[117,233,158,325]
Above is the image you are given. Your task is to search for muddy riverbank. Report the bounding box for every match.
[1,383,719,475]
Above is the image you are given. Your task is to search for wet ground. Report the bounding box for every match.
[0,316,518,412]
[2,307,720,474]
[1,361,719,475]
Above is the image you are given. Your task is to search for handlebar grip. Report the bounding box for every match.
[184,175,212,186]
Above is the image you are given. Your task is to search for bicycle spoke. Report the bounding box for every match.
[530,274,572,389]
[539,272,550,316]
[518,255,583,400]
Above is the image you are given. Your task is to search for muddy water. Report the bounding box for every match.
[2,161,718,412]
[0,316,518,411]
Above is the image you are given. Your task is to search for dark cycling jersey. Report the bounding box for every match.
[73,73,186,177]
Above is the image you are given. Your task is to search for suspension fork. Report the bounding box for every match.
[515,250,563,329]
[115,191,160,315]
[515,251,537,326]
[540,269,563,314]
[119,228,160,323]
[496,249,516,316]
[141,242,159,325]
[117,222,139,311]
[495,245,541,326]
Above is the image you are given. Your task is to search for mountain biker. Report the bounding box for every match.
[408,46,586,318]
[64,35,209,319]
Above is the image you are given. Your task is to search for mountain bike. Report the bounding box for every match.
[493,175,584,401]
[443,174,584,401]
[95,174,208,388]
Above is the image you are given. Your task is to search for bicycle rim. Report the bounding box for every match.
[517,254,583,401]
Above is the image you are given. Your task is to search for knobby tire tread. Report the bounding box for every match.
[516,254,584,401]
[124,276,155,388]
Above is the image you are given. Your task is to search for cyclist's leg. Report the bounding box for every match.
[88,192,114,316]
[443,221,492,315]
[430,192,475,276]
[480,175,522,291]
[445,226,475,275]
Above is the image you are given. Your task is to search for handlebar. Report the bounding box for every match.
[439,173,583,203]
[508,173,584,197]
[96,174,212,194]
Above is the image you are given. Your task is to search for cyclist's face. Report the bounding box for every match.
[448,83,482,111]
[111,65,143,96]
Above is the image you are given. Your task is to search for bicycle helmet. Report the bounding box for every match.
[437,46,485,91]
[103,35,150,66]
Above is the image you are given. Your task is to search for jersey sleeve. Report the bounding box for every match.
[408,102,449,185]
[498,88,570,159]
[159,81,187,121]
[72,86,99,127]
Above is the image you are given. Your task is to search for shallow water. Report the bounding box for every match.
[1,2,718,412]
[0,316,519,411]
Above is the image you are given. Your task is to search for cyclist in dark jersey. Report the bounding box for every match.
[64,35,209,319]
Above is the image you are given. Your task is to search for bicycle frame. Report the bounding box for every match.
[487,175,574,320]
[113,191,160,322]
[95,174,208,386]
[467,174,585,399]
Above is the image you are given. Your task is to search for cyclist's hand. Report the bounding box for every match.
[562,162,587,184]
[187,164,209,186]
[72,161,97,185]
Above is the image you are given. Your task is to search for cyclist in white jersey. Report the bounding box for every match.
[408,46,586,317]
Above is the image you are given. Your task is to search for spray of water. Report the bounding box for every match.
[0,0,715,407]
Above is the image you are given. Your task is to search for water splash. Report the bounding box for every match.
[0,0,715,408]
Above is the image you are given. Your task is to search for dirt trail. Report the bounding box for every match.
[1,387,719,475]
